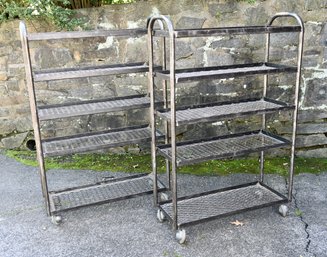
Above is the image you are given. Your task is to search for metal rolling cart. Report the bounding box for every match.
[20,23,166,223]
[148,13,304,243]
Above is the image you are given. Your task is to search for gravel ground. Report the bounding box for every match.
[0,151,326,257]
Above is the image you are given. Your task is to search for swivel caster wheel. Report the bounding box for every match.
[159,192,169,201]
[157,209,166,223]
[278,204,288,217]
[51,215,62,225]
[176,229,186,244]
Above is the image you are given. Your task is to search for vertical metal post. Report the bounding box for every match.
[260,26,271,182]
[169,32,177,232]
[161,30,171,190]
[288,17,304,201]
[147,20,158,205]
[19,22,51,216]
[148,16,177,230]
[267,13,304,201]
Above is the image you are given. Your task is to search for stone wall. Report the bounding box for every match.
[0,0,326,157]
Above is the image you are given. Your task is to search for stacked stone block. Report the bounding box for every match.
[0,0,326,157]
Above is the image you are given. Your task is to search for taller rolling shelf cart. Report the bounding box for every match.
[148,13,304,243]
[20,23,166,223]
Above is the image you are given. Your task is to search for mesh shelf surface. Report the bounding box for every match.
[158,98,293,126]
[42,126,159,157]
[33,62,149,81]
[49,175,164,213]
[28,28,147,41]
[155,63,297,82]
[158,131,289,166]
[160,182,286,227]
[38,95,150,121]
[153,25,301,38]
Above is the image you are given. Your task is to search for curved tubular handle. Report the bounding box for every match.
[146,16,165,31]
[147,15,178,231]
[268,12,304,31]
[147,17,171,189]
[268,12,304,201]
[147,15,175,38]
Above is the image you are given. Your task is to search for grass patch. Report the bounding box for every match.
[295,208,303,217]
[5,150,327,176]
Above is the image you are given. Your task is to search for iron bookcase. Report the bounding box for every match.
[148,13,304,244]
[20,23,166,223]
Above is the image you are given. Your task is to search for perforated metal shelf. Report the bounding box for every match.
[42,125,162,157]
[33,62,150,82]
[153,25,301,38]
[157,98,294,126]
[28,28,147,41]
[155,63,297,82]
[159,182,287,227]
[38,94,150,121]
[158,130,290,166]
[49,174,165,214]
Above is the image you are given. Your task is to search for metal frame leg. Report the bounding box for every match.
[267,13,304,201]
[148,16,177,230]
[20,22,51,216]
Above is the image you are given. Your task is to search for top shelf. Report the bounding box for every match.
[153,25,301,38]
[28,29,147,41]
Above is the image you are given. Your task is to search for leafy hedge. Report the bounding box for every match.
[0,0,135,30]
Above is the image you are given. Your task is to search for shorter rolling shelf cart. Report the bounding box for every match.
[20,23,166,223]
[148,13,304,243]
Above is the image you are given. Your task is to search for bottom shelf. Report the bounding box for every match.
[159,182,287,227]
[49,173,165,214]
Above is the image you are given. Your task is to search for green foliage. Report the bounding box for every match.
[0,0,27,21]
[68,0,134,8]
[6,150,327,177]
[295,208,303,216]
[0,0,85,30]
[215,11,221,20]
[0,0,135,29]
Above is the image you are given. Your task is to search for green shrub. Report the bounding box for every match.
[0,0,136,29]
[0,0,85,29]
